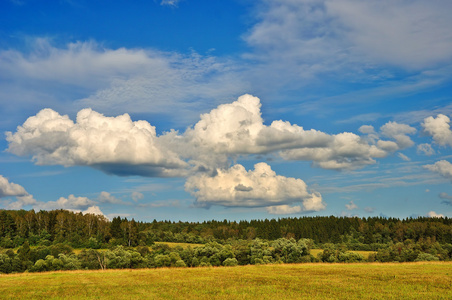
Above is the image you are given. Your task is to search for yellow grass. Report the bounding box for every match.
[310,249,377,258]
[69,242,202,255]
[1,262,450,299]
[154,242,203,249]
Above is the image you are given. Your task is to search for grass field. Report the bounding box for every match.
[154,242,204,249]
[0,262,450,299]
[310,249,377,259]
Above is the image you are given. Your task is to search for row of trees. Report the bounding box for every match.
[2,236,452,274]
[0,238,312,273]
[1,210,452,249]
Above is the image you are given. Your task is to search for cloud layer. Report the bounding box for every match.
[4,94,432,213]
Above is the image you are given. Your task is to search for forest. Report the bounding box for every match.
[1,209,452,273]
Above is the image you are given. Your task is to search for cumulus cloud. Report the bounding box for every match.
[422,114,452,147]
[0,175,29,198]
[417,143,436,156]
[424,160,452,181]
[185,162,326,212]
[98,191,124,204]
[6,108,187,177]
[186,94,411,171]
[345,200,358,210]
[82,206,105,217]
[427,211,444,218]
[380,121,416,149]
[38,194,96,211]
[0,175,37,209]
[7,195,38,210]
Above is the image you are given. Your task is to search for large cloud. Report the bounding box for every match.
[185,162,326,212]
[6,108,187,177]
[186,94,413,170]
[422,114,452,147]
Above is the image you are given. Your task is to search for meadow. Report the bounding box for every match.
[0,262,450,299]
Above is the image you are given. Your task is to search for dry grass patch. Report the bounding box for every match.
[0,262,451,299]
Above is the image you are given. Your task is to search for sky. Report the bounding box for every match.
[1,0,452,222]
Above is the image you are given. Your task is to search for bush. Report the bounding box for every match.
[415,253,439,262]
[175,259,187,267]
[223,258,238,266]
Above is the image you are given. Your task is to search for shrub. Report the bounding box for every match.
[415,253,439,262]
[223,258,238,266]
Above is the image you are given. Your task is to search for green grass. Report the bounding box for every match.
[1,262,450,299]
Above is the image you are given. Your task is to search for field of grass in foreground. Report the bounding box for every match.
[0,262,451,299]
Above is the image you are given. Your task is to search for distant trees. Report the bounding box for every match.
[1,209,451,250]
[1,209,452,273]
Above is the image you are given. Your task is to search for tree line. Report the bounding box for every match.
[1,209,452,273]
[1,209,451,249]
[1,237,451,274]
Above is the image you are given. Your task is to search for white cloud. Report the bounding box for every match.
[6,108,187,177]
[0,175,29,198]
[98,191,124,204]
[7,195,38,210]
[184,94,335,171]
[380,121,416,149]
[280,132,387,170]
[424,160,452,181]
[398,153,410,162]
[185,162,326,212]
[0,175,37,209]
[345,200,358,210]
[186,94,410,171]
[82,206,105,217]
[38,194,96,210]
[427,211,444,218]
[422,114,452,147]
[417,143,436,156]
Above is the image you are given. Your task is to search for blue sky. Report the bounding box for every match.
[1,0,452,222]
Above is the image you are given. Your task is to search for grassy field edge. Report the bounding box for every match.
[1,262,451,299]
